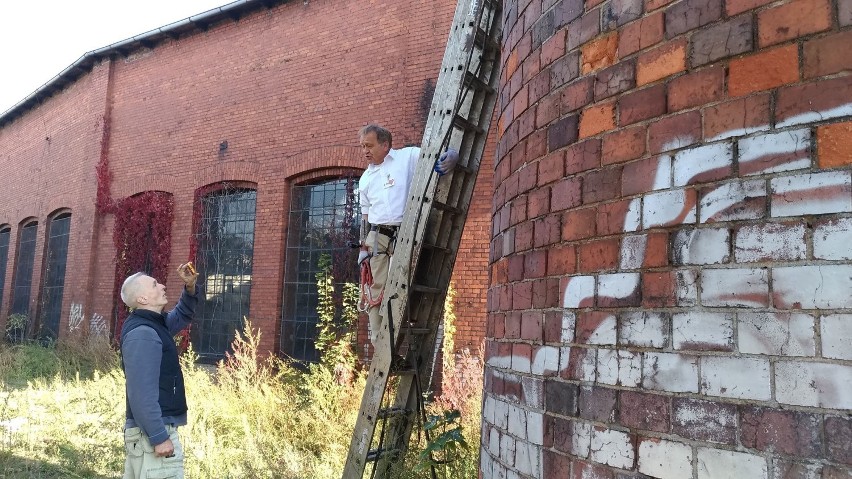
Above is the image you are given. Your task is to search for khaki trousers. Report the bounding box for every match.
[366,229,395,344]
[123,425,184,479]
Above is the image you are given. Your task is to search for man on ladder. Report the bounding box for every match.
[356,123,458,346]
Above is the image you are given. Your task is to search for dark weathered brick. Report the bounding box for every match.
[595,60,637,100]
[603,0,644,30]
[619,84,667,125]
[826,416,852,465]
[552,51,581,88]
[567,10,602,49]
[672,397,737,444]
[842,0,852,27]
[579,385,618,422]
[689,14,753,67]
[566,138,602,175]
[561,77,595,113]
[532,9,556,49]
[582,166,623,203]
[665,0,723,38]
[548,114,580,151]
[546,380,580,416]
[740,406,822,457]
[648,110,701,153]
[554,0,585,28]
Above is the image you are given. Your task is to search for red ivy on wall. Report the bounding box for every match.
[111,192,175,337]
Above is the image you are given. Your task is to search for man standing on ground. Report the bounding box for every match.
[119,263,199,479]
[357,124,458,344]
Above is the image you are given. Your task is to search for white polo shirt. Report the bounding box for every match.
[359,146,420,226]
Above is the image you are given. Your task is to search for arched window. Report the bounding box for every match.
[192,185,257,360]
[9,220,38,341]
[0,226,10,313]
[39,212,71,339]
[281,176,360,363]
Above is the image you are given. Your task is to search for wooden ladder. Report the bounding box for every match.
[342,0,502,477]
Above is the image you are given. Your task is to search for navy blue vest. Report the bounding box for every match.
[120,309,187,419]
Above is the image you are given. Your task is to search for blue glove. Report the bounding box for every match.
[433,149,459,176]
[358,249,371,265]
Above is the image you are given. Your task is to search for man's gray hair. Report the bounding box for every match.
[359,124,392,147]
[120,272,147,308]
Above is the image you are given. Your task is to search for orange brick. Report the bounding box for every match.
[579,101,616,138]
[758,0,832,47]
[637,39,686,86]
[581,33,619,74]
[618,11,665,58]
[728,44,799,97]
[818,122,852,168]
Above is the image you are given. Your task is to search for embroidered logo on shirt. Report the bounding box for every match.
[384,174,395,188]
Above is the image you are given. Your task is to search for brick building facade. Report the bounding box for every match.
[0,0,491,362]
[484,0,851,477]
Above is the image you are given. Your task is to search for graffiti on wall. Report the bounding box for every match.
[68,303,108,337]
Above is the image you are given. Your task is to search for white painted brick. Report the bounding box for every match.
[598,273,640,302]
[700,179,766,223]
[673,312,734,351]
[522,377,545,409]
[625,197,642,232]
[701,268,769,307]
[814,217,852,260]
[620,234,648,269]
[506,468,520,479]
[775,361,852,409]
[674,142,734,186]
[738,128,811,175]
[643,352,699,393]
[564,275,595,308]
[489,350,512,369]
[709,122,770,141]
[562,312,576,343]
[773,265,852,309]
[531,346,560,375]
[700,356,771,400]
[586,313,617,345]
[597,349,641,387]
[821,314,852,360]
[738,312,815,356]
[776,102,852,128]
[697,447,768,479]
[770,171,852,218]
[620,311,668,348]
[494,398,510,430]
[527,411,544,446]
[514,439,540,477]
[508,405,527,439]
[735,222,807,262]
[484,395,497,425]
[644,189,697,228]
[590,427,635,470]
[512,351,532,375]
[638,438,693,479]
[570,420,592,459]
[677,269,699,307]
[652,154,673,190]
[489,426,500,456]
[480,449,494,478]
[673,227,730,265]
[500,433,515,465]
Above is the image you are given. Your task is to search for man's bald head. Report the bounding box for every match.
[120,272,147,309]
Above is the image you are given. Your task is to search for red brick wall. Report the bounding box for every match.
[485,0,852,476]
[0,61,110,335]
[0,0,490,358]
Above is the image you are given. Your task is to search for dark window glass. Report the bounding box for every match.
[0,228,9,312]
[282,177,359,363]
[10,222,38,340]
[40,214,71,340]
[192,188,256,360]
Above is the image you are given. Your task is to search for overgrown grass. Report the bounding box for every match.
[0,323,482,478]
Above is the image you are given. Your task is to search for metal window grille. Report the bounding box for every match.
[192,187,256,360]
[39,214,71,340]
[10,222,38,341]
[281,177,359,363]
[0,228,9,313]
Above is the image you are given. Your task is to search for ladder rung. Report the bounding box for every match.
[431,200,464,215]
[366,448,400,462]
[377,407,412,419]
[411,284,442,295]
[464,71,495,94]
[401,326,432,335]
[473,28,500,53]
[453,115,485,134]
[423,242,452,253]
